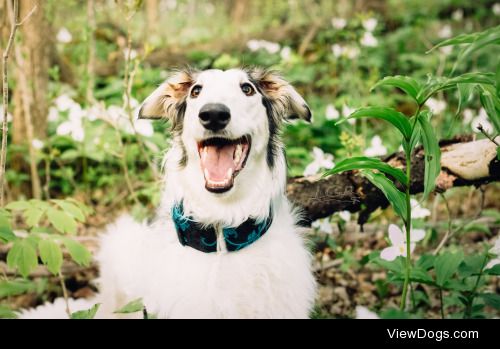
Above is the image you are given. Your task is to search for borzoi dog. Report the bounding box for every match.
[22,68,317,319]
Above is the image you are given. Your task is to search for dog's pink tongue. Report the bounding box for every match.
[201,144,236,181]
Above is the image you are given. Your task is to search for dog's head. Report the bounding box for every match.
[139,68,310,220]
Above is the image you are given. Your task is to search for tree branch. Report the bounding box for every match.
[286,136,500,225]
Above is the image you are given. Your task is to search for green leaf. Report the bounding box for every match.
[336,107,412,140]
[114,298,144,314]
[485,264,500,275]
[458,254,485,278]
[71,303,100,319]
[371,256,404,275]
[417,112,441,200]
[5,201,31,211]
[0,215,16,243]
[65,198,93,216]
[0,279,37,298]
[427,32,481,52]
[324,157,408,186]
[479,293,500,309]
[410,268,435,284]
[360,170,408,220]
[0,305,17,319]
[380,308,412,319]
[371,76,421,104]
[415,254,436,271]
[23,207,45,227]
[478,85,500,134]
[7,240,38,278]
[402,122,421,155]
[462,222,491,235]
[456,83,474,116]
[46,208,77,234]
[434,251,464,287]
[456,26,500,69]
[61,237,92,267]
[38,239,63,275]
[53,200,86,222]
[418,73,495,104]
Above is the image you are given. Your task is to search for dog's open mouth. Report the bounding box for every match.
[197,136,251,193]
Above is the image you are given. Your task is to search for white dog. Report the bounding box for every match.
[22,68,317,319]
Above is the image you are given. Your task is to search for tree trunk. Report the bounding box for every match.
[230,0,248,27]
[145,0,158,36]
[11,0,49,199]
[12,0,49,143]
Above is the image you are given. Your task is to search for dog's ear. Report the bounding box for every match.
[247,68,311,122]
[138,70,197,120]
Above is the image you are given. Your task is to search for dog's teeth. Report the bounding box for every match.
[234,144,242,163]
[227,168,233,179]
[204,168,209,180]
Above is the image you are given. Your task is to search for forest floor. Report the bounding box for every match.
[3,185,499,319]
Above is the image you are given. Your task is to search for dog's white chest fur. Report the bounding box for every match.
[96,202,315,319]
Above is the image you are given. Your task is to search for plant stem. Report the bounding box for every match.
[464,252,489,319]
[400,147,412,311]
[400,108,421,311]
[58,270,71,318]
[439,288,445,319]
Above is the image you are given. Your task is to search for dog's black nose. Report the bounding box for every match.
[199,103,231,132]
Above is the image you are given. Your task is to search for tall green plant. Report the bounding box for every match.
[326,26,499,310]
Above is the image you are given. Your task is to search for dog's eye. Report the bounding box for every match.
[241,83,255,96]
[191,85,202,98]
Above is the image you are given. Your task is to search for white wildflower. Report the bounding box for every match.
[342,104,356,125]
[280,46,292,61]
[331,17,347,30]
[331,44,344,58]
[31,139,44,150]
[312,218,333,235]
[380,224,425,261]
[303,147,335,177]
[344,46,360,59]
[362,18,378,32]
[355,306,379,319]
[338,211,351,222]
[124,48,138,60]
[471,108,493,134]
[486,238,500,269]
[360,31,378,47]
[462,108,475,125]
[438,25,452,39]
[364,135,387,157]
[425,97,447,115]
[439,46,453,56]
[410,199,431,219]
[48,107,59,122]
[325,104,340,120]
[452,9,463,21]
[55,94,78,112]
[56,28,72,43]
[493,3,500,16]
[56,118,84,142]
[246,40,281,54]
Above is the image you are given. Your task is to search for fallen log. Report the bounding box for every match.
[286,135,500,225]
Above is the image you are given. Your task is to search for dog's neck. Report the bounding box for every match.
[160,139,287,227]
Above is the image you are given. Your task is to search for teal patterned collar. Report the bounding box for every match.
[171,202,273,253]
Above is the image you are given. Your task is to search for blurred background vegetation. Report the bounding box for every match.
[0,0,499,318]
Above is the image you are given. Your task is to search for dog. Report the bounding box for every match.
[21,68,317,319]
